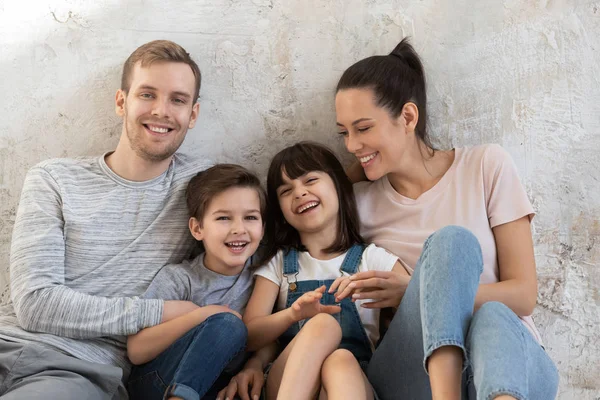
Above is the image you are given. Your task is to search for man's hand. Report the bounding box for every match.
[161,300,199,322]
[290,285,340,322]
[217,357,264,400]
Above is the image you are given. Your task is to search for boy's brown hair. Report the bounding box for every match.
[186,164,267,223]
[121,40,202,103]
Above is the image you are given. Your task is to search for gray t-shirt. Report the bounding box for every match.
[144,254,254,314]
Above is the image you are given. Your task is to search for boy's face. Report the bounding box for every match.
[190,187,264,276]
[115,61,199,162]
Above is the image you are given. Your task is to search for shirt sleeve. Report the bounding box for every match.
[9,166,163,339]
[482,145,535,228]
[361,244,399,272]
[253,251,283,287]
[143,263,192,301]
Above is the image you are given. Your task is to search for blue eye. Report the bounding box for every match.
[216,216,229,221]
[140,93,154,99]
[245,215,260,221]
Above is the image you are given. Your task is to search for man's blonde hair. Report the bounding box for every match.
[121,40,201,103]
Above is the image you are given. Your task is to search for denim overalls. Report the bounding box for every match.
[278,244,373,367]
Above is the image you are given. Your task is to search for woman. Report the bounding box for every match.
[334,38,559,400]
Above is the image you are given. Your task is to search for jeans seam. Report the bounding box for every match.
[423,339,469,375]
[486,388,527,400]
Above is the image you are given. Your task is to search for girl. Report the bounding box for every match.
[243,142,408,400]
[334,38,559,399]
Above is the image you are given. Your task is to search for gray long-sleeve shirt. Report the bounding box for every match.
[0,152,210,373]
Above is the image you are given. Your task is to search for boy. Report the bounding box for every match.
[126,164,268,400]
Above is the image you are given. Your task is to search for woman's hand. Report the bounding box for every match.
[337,269,411,309]
[217,357,264,400]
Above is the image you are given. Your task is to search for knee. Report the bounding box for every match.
[302,313,342,341]
[468,302,515,345]
[202,312,248,347]
[424,225,483,274]
[323,349,356,371]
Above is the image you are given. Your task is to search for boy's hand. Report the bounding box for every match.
[290,285,340,322]
[161,300,199,322]
[197,305,242,321]
[216,357,264,400]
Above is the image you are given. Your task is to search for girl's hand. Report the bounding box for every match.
[290,285,341,321]
[328,276,354,302]
[339,270,411,309]
[216,357,264,400]
[197,305,242,321]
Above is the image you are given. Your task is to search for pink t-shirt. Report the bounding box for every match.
[354,144,542,343]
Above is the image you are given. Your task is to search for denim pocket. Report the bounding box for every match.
[127,370,167,400]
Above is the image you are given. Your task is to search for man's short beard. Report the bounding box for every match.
[124,107,184,162]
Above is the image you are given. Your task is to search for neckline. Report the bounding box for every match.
[98,152,174,188]
[382,148,461,205]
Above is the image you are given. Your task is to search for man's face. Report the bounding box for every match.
[115,61,199,162]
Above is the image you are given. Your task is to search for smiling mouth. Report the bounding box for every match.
[359,152,378,163]
[296,201,319,214]
[225,241,249,253]
[144,124,174,134]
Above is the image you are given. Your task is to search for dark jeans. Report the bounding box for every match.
[127,312,248,400]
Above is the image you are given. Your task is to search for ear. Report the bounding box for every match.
[400,102,419,134]
[189,217,204,241]
[188,102,200,129]
[115,89,126,117]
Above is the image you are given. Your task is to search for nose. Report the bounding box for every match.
[231,217,247,235]
[293,185,308,199]
[151,97,170,119]
[345,132,361,154]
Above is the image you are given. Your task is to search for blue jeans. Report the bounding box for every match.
[367,226,559,400]
[127,312,248,400]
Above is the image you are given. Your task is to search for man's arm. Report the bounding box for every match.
[10,166,166,338]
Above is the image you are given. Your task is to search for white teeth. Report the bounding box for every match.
[148,125,169,133]
[226,242,247,247]
[297,201,319,213]
[359,153,377,163]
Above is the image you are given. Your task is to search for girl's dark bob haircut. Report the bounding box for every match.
[257,141,364,266]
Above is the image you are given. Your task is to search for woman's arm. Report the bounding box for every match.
[127,305,240,365]
[475,216,538,316]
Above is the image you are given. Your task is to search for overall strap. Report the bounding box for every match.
[340,244,366,275]
[283,248,299,275]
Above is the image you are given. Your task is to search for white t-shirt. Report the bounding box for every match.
[254,244,398,349]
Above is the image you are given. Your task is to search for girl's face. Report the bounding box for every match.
[276,170,339,237]
[335,88,409,181]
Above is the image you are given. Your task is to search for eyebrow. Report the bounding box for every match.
[336,118,374,127]
[212,209,261,214]
[138,85,192,99]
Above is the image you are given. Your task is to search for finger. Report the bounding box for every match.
[334,286,353,302]
[361,300,394,309]
[315,285,326,294]
[352,289,388,301]
[334,278,352,295]
[348,277,388,290]
[329,276,345,293]
[250,372,264,400]
[350,270,395,281]
[321,305,341,314]
[237,373,252,400]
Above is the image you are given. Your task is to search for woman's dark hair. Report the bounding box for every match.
[256,141,364,266]
[336,37,433,150]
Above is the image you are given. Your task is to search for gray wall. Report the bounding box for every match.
[1,0,598,398]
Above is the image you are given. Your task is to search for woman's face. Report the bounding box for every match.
[335,88,409,181]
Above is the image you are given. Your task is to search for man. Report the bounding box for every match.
[0,40,235,399]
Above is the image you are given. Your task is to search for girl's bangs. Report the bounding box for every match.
[272,145,331,188]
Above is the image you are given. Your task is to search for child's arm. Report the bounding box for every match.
[127,305,240,365]
[244,277,340,351]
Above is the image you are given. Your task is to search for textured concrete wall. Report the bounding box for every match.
[1,0,598,398]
